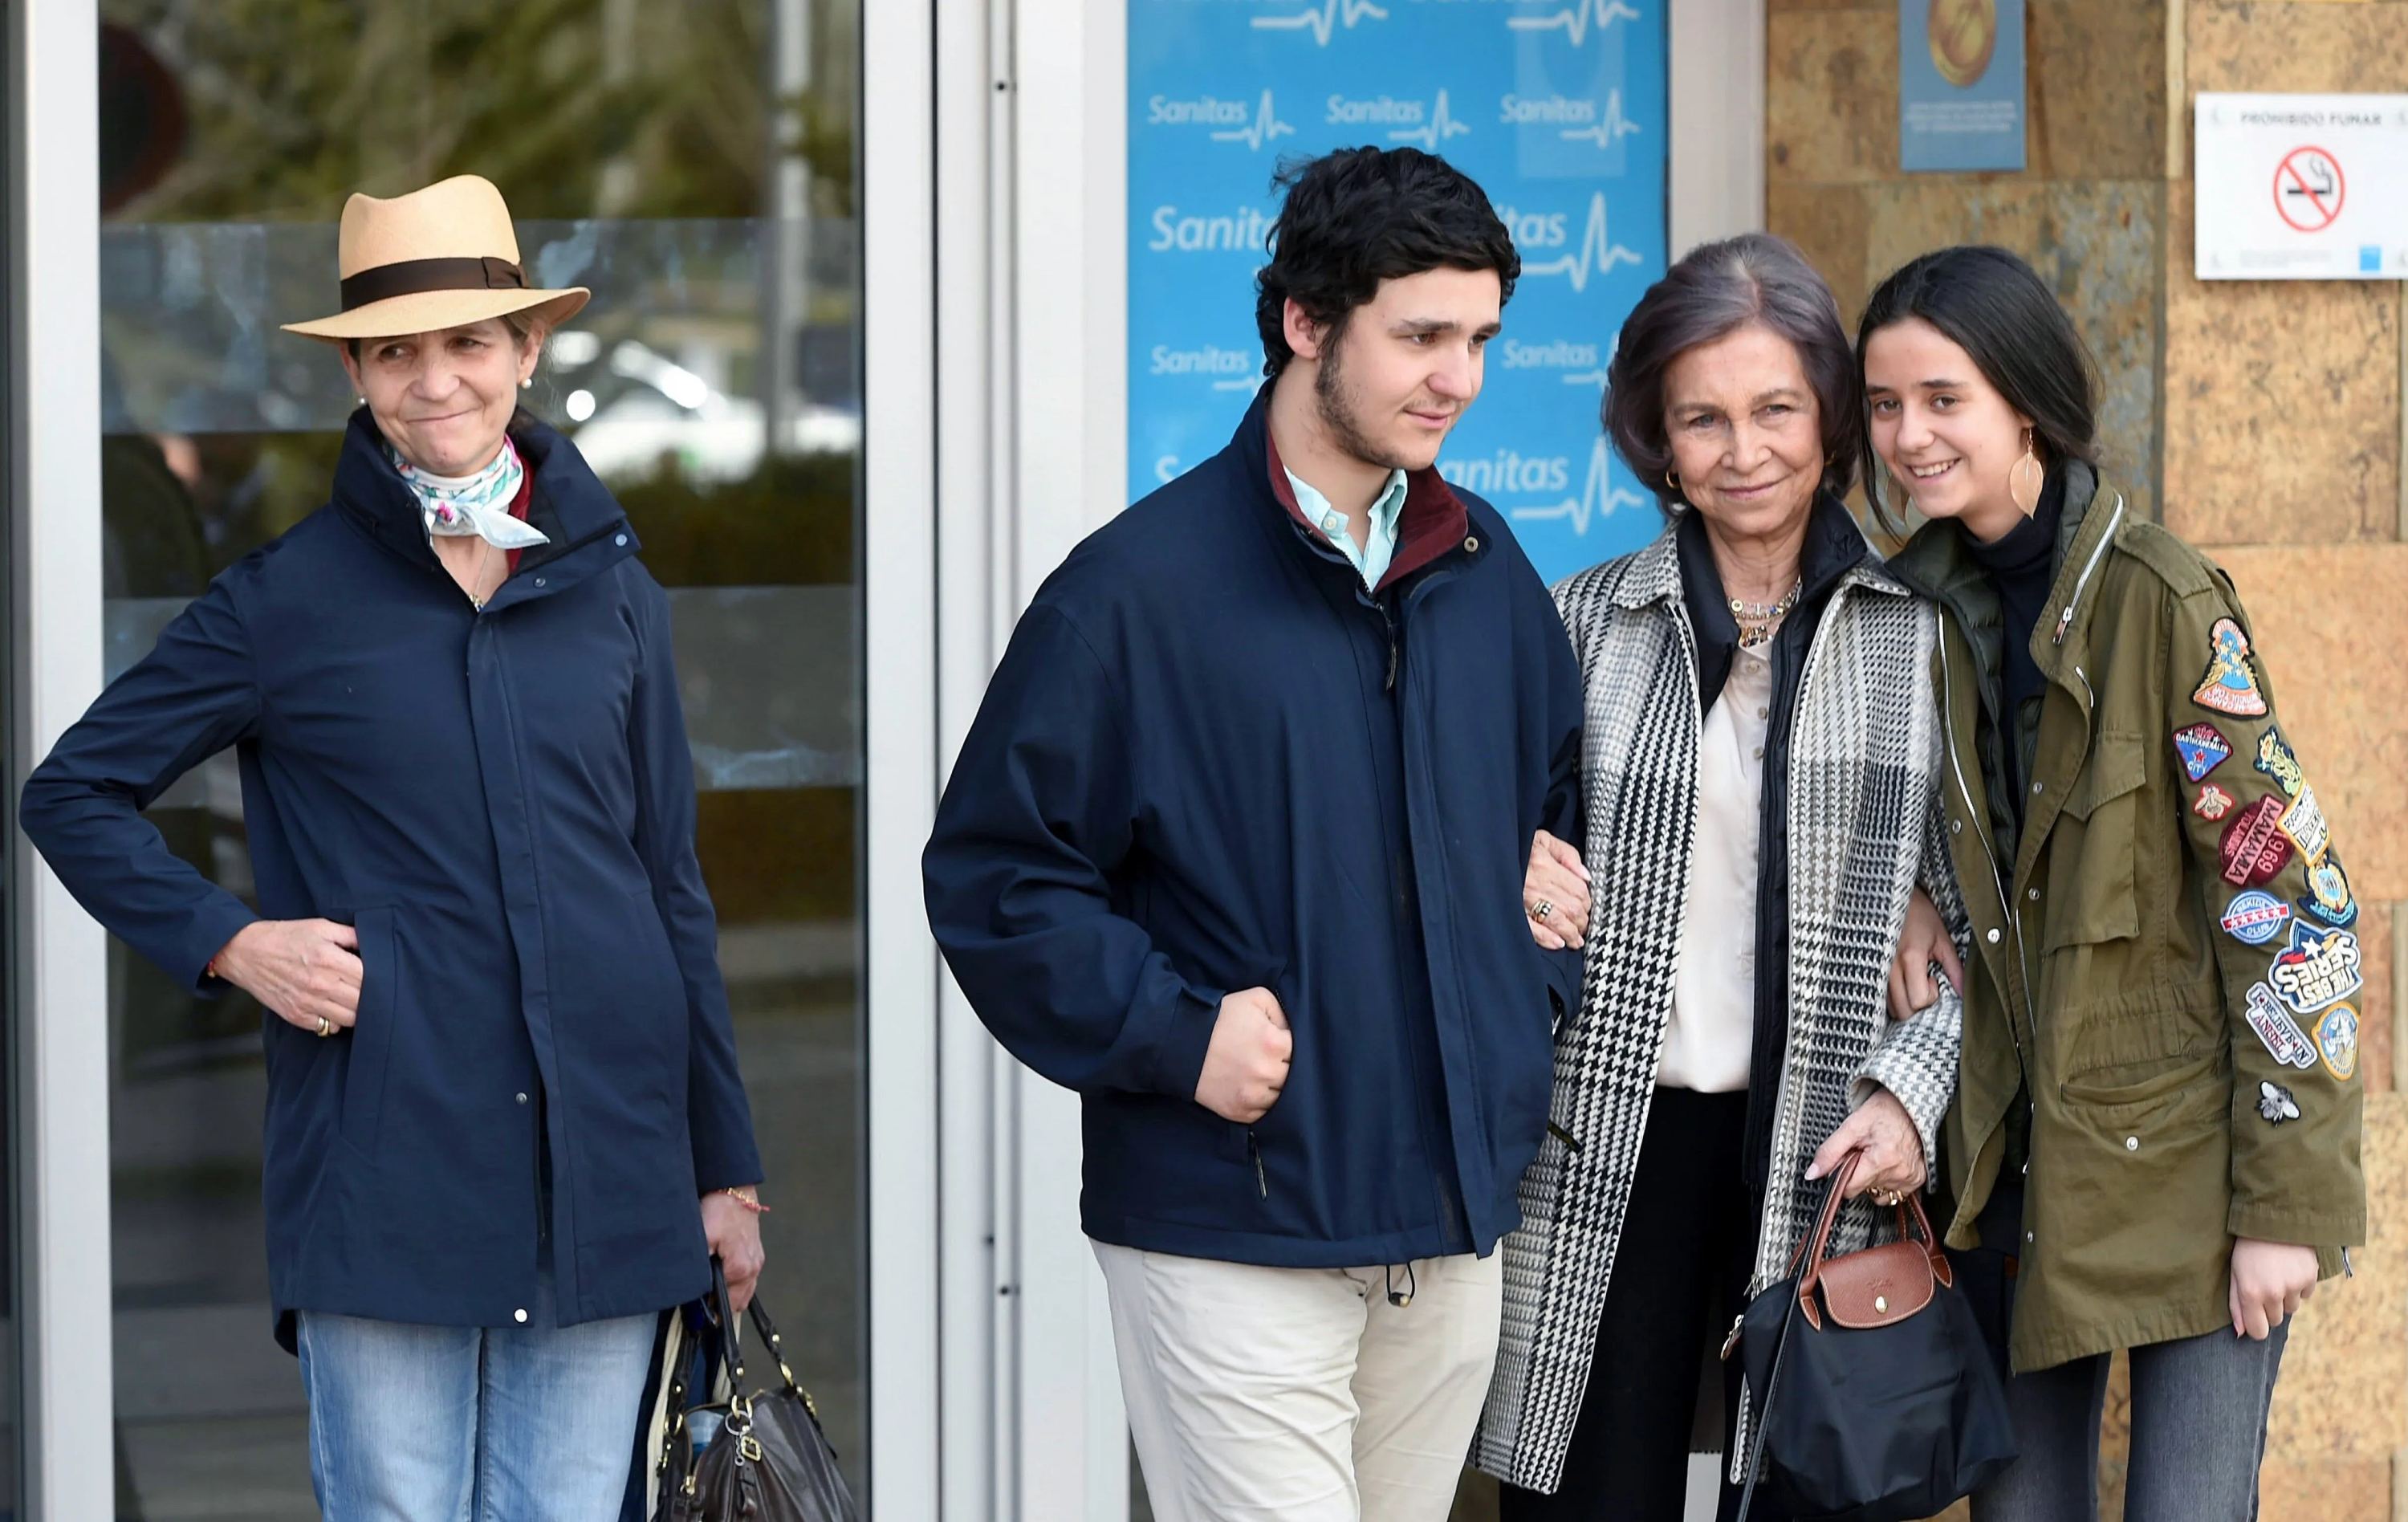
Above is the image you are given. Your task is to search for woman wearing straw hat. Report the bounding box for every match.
[20,175,766,1518]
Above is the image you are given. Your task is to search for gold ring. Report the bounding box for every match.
[1529,899,1554,922]
[315,1016,333,1038]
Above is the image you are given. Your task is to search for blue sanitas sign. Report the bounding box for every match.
[1128,0,1670,584]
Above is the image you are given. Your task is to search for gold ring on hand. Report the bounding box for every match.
[1529,899,1554,922]
[315,1015,333,1038]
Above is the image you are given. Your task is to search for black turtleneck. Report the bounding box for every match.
[1959,466,2066,816]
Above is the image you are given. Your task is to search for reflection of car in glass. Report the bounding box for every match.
[543,329,860,485]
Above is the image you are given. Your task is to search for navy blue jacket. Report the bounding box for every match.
[924,394,1584,1266]
[20,412,762,1346]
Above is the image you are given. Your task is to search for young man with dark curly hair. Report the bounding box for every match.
[925,147,1588,1522]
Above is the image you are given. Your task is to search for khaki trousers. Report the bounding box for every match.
[1094,1240,1503,1522]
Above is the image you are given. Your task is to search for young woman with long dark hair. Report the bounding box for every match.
[1868,245,2363,1521]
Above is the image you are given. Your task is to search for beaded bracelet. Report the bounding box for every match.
[719,1186,771,1215]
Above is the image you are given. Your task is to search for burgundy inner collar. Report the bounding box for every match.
[1264,431,1470,593]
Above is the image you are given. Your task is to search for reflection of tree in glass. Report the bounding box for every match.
[100,0,856,223]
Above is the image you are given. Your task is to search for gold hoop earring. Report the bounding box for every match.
[2008,428,2044,519]
[1666,470,1682,494]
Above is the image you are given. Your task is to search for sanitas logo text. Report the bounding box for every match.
[1328,94,1423,125]
[1149,204,1275,253]
[1499,339,1600,369]
[1150,344,1257,381]
[1491,205,1571,248]
[1499,95,1597,126]
[1441,449,1572,496]
[1148,96,1253,126]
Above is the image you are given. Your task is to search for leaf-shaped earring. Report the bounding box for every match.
[2008,427,2044,518]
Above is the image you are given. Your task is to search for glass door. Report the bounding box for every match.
[93,2,863,1513]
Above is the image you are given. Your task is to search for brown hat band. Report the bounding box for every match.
[340,254,527,311]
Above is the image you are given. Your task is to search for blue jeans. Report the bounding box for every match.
[1971,1320,2290,1522]
[295,1272,661,1522]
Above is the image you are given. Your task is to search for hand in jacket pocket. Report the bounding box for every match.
[1195,987,1291,1124]
[214,918,362,1034]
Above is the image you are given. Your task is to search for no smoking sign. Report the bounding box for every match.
[2196,94,2408,279]
[2274,146,2344,233]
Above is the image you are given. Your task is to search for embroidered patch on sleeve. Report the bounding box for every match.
[2194,783,2238,820]
[2246,983,2320,1070]
[2300,851,2358,928]
[2253,728,2306,797]
[2278,784,2331,863]
[2268,922,2363,1017]
[2220,889,2292,945]
[2316,1003,2361,1081]
[2219,796,2294,887]
[2258,1080,2300,1124]
[2174,722,2234,782]
[2193,617,2270,717]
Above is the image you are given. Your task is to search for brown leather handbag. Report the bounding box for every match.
[1730,1150,2016,1520]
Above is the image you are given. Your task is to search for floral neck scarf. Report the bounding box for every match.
[388,435,551,551]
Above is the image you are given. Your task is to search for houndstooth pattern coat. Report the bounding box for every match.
[1471,526,1970,1494]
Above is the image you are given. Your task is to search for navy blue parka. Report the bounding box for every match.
[20,411,762,1347]
[924,393,1584,1267]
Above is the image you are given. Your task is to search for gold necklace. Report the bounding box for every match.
[1731,577,1803,650]
[466,539,498,610]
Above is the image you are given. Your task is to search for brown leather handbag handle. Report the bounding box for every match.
[1792,1148,1953,1320]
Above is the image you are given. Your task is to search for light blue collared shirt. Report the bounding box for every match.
[1286,466,1409,592]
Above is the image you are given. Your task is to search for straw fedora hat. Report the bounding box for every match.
[281,174,588,343]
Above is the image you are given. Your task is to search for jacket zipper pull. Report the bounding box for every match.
[1719,1312,1746,1361]
[1248,1130,1267,1199]
[1385,639,1399,692]
[1547,1120,1584,1154]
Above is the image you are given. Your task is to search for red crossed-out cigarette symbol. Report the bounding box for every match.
[2274,146,2345,233]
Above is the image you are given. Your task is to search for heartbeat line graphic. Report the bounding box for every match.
[1512,436,1649,536]
[1523,194,1645,292]
[1385,89,1471,152]
[1253,0,1390,44]
[1507,0,1642,47]
[1559,89,1642,149]
[1561,369,1610,389]
[1210,91,1296,151]
[1213,375,1267,394]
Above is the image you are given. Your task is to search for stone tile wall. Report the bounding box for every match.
[1767,2,2408,1519]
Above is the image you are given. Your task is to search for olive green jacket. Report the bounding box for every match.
[1892,473,2366,1373]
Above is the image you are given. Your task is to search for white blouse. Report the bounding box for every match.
[1656,636,1775,1093]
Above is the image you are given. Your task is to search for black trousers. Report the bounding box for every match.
[1499,1088,1788,1522]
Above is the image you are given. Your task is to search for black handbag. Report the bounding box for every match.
[1731,1151,2017,1521]
[648,1264,862,1522]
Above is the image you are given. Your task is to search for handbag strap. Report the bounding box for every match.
[706,1257,748,1389]
[746,1296,812,1403]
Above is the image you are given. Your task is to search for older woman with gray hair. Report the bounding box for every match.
[1474,234,1967,1520]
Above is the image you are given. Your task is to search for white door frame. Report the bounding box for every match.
[8,1,115,1516]
[1668,0,1768,255]
[862,0,946,1517]
[921,0,1135,1516]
